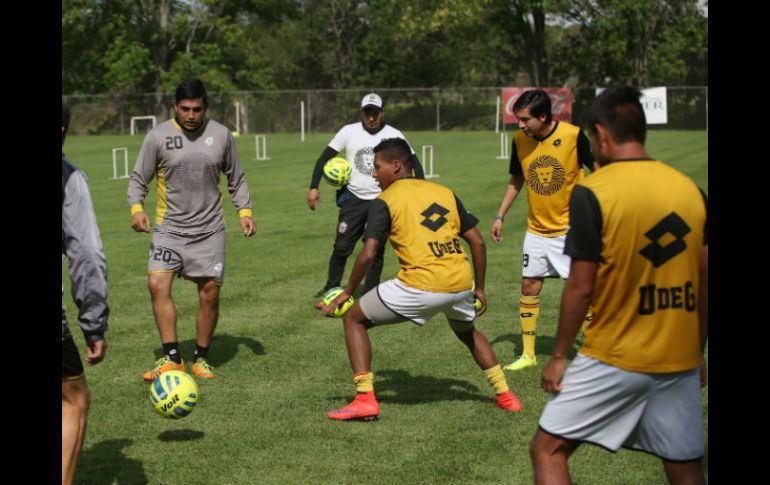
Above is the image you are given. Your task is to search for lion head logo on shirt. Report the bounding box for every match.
[527,155,566,196]
[353,147,375,176]
[178,152,215,192]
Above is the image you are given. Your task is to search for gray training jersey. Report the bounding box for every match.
[62,157,109,342]
[127,118,253,235]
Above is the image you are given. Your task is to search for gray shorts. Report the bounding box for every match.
[148,229,226,284]
[538,354,704,461]
[359,278,476,328]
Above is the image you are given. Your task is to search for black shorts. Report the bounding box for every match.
[62,337,84,381]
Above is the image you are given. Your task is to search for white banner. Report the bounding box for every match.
[595,87,668,125]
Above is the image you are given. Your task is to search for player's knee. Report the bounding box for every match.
[147,276,171,296]
[63,380,91,413]
[342,303,372,329]
[529,431,553,461]
[529,433,543,460]
[199,283,220,305]
[81,387,92,413]
[530,429,576,460]
[521,279,543,296]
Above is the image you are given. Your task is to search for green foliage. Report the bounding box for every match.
[554,0,708,86]
[63,0,707,94]
[103,39,156,92]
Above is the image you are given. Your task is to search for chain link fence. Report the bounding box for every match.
[63,86,707,136]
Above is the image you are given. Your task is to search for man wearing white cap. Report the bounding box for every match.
[307,93,424,305]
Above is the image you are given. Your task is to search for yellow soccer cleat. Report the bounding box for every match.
[503,354,537,372]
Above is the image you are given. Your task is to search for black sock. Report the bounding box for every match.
[163,342,181,363]
[194,345,209,361]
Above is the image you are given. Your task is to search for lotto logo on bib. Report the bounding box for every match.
[213,263,223,274]
[353,147,375,176]
[527,156,566,196]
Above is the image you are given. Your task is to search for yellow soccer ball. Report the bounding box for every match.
[323,157,352,187]
[149,370,199,419]
[322,287,355,318]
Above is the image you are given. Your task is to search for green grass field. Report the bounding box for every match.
[63,130,707,485]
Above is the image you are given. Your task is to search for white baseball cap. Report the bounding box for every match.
[361,93,383,110]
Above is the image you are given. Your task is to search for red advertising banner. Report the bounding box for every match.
[501,87,573,124]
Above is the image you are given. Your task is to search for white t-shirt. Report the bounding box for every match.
[328,122,414,200]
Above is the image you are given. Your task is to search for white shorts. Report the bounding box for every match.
[538,354,704,461]
[359,279,475,326]
[522,231,570,279]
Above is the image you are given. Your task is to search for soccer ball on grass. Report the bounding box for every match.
[149,370,199,419]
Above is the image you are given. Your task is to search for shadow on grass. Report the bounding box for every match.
[75,439,148,485]
[158,429,205,442]
[341,368,489,405]
[490,333,579,360]
[151,333,265,367]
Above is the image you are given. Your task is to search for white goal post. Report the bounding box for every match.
[130,116,157,135]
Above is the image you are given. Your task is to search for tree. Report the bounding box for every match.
[63,0,707,96]
[484,0,556,86]
[553,0,708,86]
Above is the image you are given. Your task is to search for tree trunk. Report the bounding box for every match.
[531,4,549,86]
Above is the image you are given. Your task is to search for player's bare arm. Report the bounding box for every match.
[307,188,320,210]
[698,244,708,386]
[462,227,488,317]
[491,175,523,242]
[541,260,597,392]
[240,216,257,238]
[131,210,151,233]
[322,238,380,316]
[86,338,107,365]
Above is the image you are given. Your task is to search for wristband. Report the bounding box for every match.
[495,215,504,221]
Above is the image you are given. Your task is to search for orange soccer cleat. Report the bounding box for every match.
[143,356,185,382]
[191,358,216,379]
[327,392,380,421]
[496,390,522,412]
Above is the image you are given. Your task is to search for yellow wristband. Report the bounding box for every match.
[130,204,144,216]
[238,208,253,218]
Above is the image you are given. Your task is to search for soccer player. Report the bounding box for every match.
[307,93,424,307]
[62,101,109,485]
[127,79,256,381]
[530,85,708,485]
[322,137,522,421]
[490,89,593,371]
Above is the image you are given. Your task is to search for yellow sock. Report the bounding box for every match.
[582,307,594,332]
[353,372,374,393]
[519,294,540,358]
[483,365,510,395]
